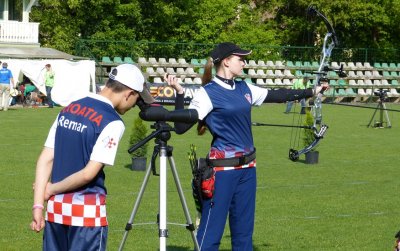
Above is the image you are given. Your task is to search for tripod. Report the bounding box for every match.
[367,93,391,128]
[118,122,200,251]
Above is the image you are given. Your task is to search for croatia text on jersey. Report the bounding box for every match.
[59,103,105,133]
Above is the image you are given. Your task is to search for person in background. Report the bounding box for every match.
[44,64,55,108]
[30,64,154,250]
[284,76,311,114]
[0,62,15,111]
[165,42,328,251]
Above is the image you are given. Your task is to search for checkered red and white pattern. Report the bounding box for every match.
[46,192,107,227]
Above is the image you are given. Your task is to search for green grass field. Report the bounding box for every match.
[1,103,399,251]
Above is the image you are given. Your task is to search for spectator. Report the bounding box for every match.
[44,64,55,108]
[30,64,154,250]
[285,77,311,114]
[0,62,15,111]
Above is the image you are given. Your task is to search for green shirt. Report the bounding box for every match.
[292,78,311,90]
[45,70,55,87]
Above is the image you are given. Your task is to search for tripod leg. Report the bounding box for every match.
[118,161,153,251]
[367,103,380,127]
[168,156,200,251]
[382,103,392,128]
[159,147,168,251]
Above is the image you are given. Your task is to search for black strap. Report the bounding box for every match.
[206,149,256,167]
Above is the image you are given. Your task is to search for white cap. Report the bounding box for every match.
[109,64,154,104]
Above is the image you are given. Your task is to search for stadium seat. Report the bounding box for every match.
[256,79,265,85]
[364,79,372,86]
[247,69,257,77]
[256,69,266,77]
[311,61,319,68]
[124,57,135,64]
[148,57,158,65]
[347,62,356,69]
[356,71,364,77]
[266,70,274,76]
[349,79,357,86]
[113,57,123,64]
[102,56,112,64]
[138,57,147,65]
[265,79,274,85]
[357,88,367,95]
[381,79,390,86]
[176,67,185,75]
[266,61,275,67]
[185,67,196,75]
[257,60,266,66]
[364,62,372,68]
[345,88,356,96]
[391,71,398,77]
[183,78,193,84]
[178,58,189,66]
[168,58,178,65]
[295,61,302,67]
[153,77,163,83]
[156,67,166,75]
[328,71,338,77]
[274,79,283,85]
[283,79,292,85]
[357,79,365,86]
[286,61,295,67]
[391,79,399,86]
[190,58,200,66]
[364,71,372,77]
[373,62,381,68]
[275,61,284,67]
[247,60,257,67]
[389,88,400,96]
[274,70,284,77]
[166,68,175,74]
[365,88,373,95]
[331,62,340,68]
[347,71,356,77]
[193,77,202,85]
[337,89,347,96]
[200,59,207,65]
[372,70,381,77]
[381,62,389,69]
[337,79,347,86]
[146,67,155,75]
[355,62,363,68]
[382,71,391,77]
[329,80,337,86]
[373,80,381,85]
[158,58,167,65]
[283,69,293,76]
[295,70,303,76]
[323,88,335,97]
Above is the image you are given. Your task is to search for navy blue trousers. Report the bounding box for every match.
[43,221,108,251]
[196,167,256,251]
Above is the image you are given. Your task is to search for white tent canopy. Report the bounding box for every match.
[0,58,96,106]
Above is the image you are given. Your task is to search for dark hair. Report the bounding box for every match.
[105,78,131,93]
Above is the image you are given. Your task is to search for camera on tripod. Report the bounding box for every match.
[373,89,388,100]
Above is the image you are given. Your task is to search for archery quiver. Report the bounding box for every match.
[188,145,215,213]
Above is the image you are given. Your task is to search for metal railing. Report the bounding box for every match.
[0,21,39,44]
[75,39,400,64]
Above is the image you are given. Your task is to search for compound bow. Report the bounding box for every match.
[288,6,344,161]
